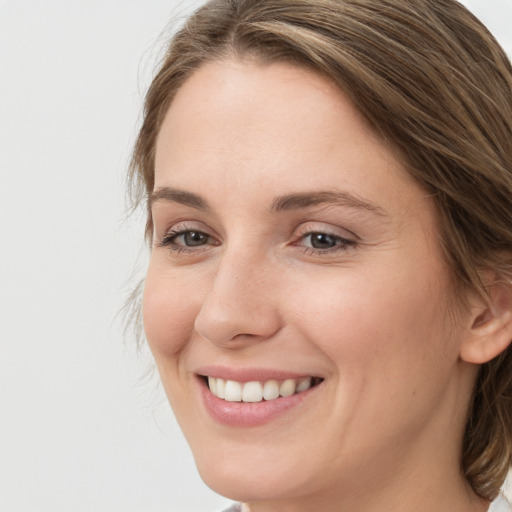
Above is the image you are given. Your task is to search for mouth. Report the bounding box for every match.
[202,375,324,403]
[196,367,325,427]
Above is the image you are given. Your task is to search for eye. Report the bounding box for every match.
[295,229,357,254]
[305,232,341,249]
[158,227,219,253]
[173,230,210,247]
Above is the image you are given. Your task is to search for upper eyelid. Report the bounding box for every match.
[157,225,220,250]
[157,230,355,256]
[293,222,358,241]
[161,227,210,241]
[156,219,215,237]
[295,232,356,248]
[155,219,358,243]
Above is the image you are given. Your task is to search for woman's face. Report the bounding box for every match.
[144,60,476,506]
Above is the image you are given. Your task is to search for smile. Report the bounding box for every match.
[207,376,322,402]
[198,370,325,426]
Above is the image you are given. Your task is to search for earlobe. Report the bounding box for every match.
[460,281,512,364]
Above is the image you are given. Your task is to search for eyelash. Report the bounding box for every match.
[158,226,357,257]
[158,228,218,254]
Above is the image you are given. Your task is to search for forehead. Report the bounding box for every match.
[156,59,385,159]
[154,58,426,217]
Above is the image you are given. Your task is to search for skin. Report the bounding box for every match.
[143,59,489,512]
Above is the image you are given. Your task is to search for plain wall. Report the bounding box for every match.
[0,1,511,511]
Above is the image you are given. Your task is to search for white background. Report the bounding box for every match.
[0,1,511,511]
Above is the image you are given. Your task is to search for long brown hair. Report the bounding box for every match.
[129,0,512,499]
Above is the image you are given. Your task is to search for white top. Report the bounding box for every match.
[223,493,512,511]
[489,493,512,512]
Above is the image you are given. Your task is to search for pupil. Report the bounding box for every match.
[311,233,336,249]
[185,231,207,246]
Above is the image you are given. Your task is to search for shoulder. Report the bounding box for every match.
[222,504,250,512]
[489,493,512,512]
[222,498,512,512]
[222,505,242,512]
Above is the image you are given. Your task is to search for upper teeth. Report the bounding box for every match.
[207,377,312,402]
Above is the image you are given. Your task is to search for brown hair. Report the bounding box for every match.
[129,0,512,499]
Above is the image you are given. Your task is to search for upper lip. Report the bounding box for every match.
[195,365,321,383]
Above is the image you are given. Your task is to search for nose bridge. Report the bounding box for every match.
[194,244,282,346]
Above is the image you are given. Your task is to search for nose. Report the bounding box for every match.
[194,251,282,348]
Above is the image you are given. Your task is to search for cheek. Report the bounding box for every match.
[142,264,200,358]
[287,267,460,444]
[287,257,456,382]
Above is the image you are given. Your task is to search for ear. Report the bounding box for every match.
[460,279,512,364]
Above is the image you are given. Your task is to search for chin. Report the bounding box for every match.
[196,455,307,504]
[188,430,340,506]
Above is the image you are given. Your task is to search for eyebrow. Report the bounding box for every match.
[270,190,386,215]
[149,187,210,211]
[149,186,386,216]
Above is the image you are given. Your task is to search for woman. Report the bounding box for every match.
[129,0,512,510]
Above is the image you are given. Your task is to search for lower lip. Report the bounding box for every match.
[199,379,319,427]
